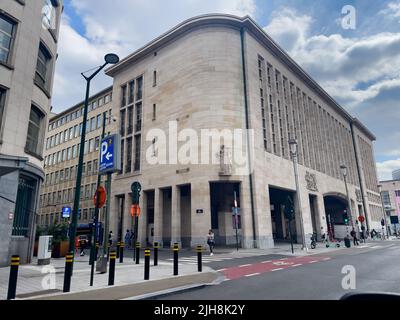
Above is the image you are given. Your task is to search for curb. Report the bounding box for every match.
[122,274,226,300]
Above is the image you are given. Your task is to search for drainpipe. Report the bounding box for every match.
[350,121,370,231]
[240,27,257,247]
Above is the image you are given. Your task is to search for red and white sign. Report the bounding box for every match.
[358,216,365,223]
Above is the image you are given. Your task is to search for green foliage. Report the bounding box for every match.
[36,221,69,245]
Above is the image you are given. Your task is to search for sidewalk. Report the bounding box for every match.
[0,254,219,300]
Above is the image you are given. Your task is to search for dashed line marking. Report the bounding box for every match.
[262,260,272,264]
[323,258,331,261]
[291,264,303,267]
[309,261,318,264]
[245,273,260,277]
[279,258,289,260]
[217,268,227,272]
[271,268,284,272]
[239,264,252,268]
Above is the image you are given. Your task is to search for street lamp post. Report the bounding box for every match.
[378,184,389,240]
[340,165,353,234]
[63,53,119,293]
[289,138,307,251]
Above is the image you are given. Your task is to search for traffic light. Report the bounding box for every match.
[131,182,141,205]
[284,196,295,221]
[343,211,349,225]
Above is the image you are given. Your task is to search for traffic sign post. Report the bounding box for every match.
[99,134,121,175]
[131,182,141,261]
[62,207,71,219]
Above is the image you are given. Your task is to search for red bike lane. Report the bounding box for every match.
[220,256,331,280]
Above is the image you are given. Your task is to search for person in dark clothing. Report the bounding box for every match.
[360,225,366,243]
[350,228,359,246]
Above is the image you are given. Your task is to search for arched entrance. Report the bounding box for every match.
[323,194,349,240]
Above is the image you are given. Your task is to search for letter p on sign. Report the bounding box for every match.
[101,141,108,162]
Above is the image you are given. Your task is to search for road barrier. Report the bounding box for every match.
[196,245,203,272]
[7,255,20,300]
[108,251,116,286]
[153,242,159,266]
[144,249,151,280]
[135,242,141,264]
[63,253,74,293]
[173,243,179,276]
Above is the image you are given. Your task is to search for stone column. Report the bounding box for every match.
[137,189,148,246]
[170,185,181,247]
[153,188,163,247]
[190,181,211,247]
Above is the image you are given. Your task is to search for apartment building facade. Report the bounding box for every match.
[0,0,62,266]
[38,87,116,229]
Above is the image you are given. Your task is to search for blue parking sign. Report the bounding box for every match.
[62,207,71,218]
[99,134,121,175]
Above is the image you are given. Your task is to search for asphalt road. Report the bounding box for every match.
[158,241,400,300]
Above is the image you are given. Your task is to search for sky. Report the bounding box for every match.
[54,0,400,181]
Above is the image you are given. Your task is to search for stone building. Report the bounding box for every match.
[103,14,383,249]
[379,179,400,235]
[0,0,63,266]
[38,87,116,230]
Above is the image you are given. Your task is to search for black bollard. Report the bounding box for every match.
[153,242,159,266]
[144,249,151,280]
[7,255,20,300]
[116,242,120,259]
[197,245,203,272]
[108,251,116,286]
[119,242,124,263]
[173,243,179,276]
[63,253,74,293]
[135,242,141,264]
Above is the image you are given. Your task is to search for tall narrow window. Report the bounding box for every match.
[127,106,133,135]
[121,85,127,108]
[134,135,141,171]
[120,139,125,174]
[0,88,6,131]
[153,70,157,87]
[25,105,44,155]
[136,102,142,132]
[126,137,132,173]
[128,81,135,104]
[120,109,126,136]
[136,76,143,101]
[0,14,16,64]
[152,104,156,121]
[35,43,52,89]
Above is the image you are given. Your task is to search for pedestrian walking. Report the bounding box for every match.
[207,229,215,256]
[350,228,359,246]
[360,225,366,243]
[108,231,113,247]
[129,230,135,249]
[124,230,131,248]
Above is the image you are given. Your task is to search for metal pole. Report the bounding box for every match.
[292,153,307,251]
[103,173,112,256]
[64,62,107,289]
[89,112,107,286]
[234,191,239,251]
[7,255,20,300]
[378,186,389,240]
[288,218,294,254]
[343,175,353,229]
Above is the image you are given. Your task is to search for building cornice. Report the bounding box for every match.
[105,14,375,141]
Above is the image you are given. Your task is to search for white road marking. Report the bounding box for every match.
[291,264,303,267]
[371,246,383,249]
[239,264,252,268]
[323,258,331,261]
[217,268,227,272]
[308,261,318,264]
[262,260,272,264]
[271,268,284,272]
[245,273,260,277]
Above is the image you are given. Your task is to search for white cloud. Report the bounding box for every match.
[53,0,256,111]
[379,2,400,20]
[377,159,400,181]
